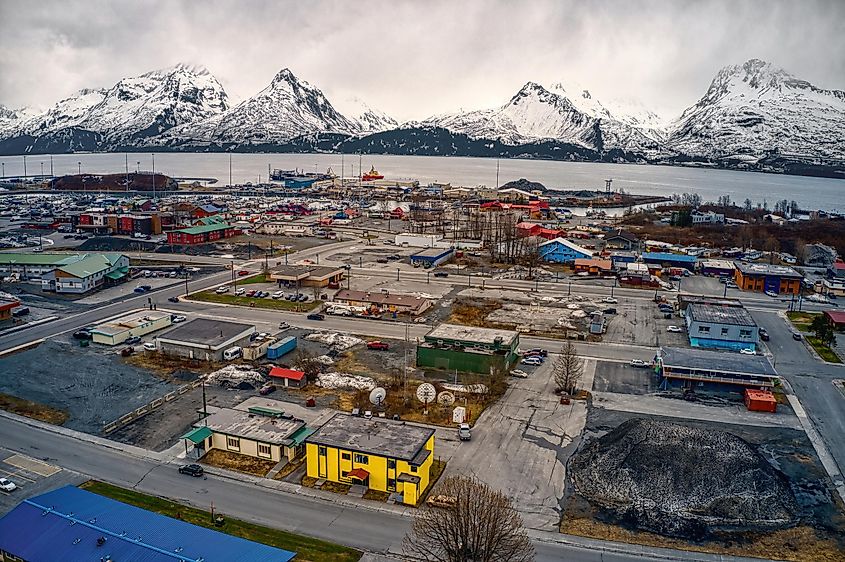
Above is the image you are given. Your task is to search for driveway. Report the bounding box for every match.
[442,358,596,530]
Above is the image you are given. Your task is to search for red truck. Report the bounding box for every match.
[366,341,390,350]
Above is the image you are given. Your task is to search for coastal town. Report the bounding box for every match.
[0,162,844,561]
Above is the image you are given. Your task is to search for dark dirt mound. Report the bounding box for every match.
[499,178,547,192]
[570,418,800,539]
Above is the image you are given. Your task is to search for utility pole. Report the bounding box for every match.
[495,158,500,189]
[229,153,232,187]
[151,153,156,201]
[23,155,26,178]
[125,154,129,190]
[49,155,53,176]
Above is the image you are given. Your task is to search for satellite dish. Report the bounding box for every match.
[416,383,436,404]
[369,387,387,406]
[437,391,455,406]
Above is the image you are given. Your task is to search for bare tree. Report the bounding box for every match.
[403,475,534,562]
[293,348,323,382]
[552,341,583,395]
[520,236,543,279]
[311,284,323,302]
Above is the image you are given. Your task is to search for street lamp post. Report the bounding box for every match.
[396,268,400,281]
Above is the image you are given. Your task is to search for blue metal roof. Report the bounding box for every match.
[0,485,296,562]
[641,252,698,264]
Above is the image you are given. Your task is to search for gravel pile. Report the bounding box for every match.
[570,418,799,539]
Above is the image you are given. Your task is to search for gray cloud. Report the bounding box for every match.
[1,0,843,122]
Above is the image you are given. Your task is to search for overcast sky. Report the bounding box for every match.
[1,0,843,122]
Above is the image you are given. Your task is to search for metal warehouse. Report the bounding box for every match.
[656,346,779,390]
[156,318,255,361]
[734,262,802,295]
[90,310,172,346]
[416,323,520,374]
[685,303,759,351]
[0,485,296,562]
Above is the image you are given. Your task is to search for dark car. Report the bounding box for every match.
[307,313,325,321]
[792,332,802,341]
[259,383,277,396]
[167,296,180,303]
[433,272,449,277]
[376,258,389,264]
[759,328,770,341]
[525,348,548,357]
[603,307,617,315]
[72,329,93,340]
[178,464,204,477]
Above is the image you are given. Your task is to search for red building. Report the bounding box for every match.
[166,223,238,245]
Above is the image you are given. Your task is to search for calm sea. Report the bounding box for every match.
[1,153,842,212]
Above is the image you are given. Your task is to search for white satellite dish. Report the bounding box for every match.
[369,387,387,406]
[437,391,455,406]
[416,383,436,404]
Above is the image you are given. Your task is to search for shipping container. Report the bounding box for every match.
[744,389,777,413]
[267,336,297,360]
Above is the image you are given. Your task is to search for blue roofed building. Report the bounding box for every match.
[0,485,296,562]
[538,237,593,264]
[641,251,698,270]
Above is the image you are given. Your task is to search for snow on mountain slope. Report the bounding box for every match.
[335,96,398,133]
[1,64,228,143]
[425,81,663,153]
[667,59,845,160]
[164,68,359,145]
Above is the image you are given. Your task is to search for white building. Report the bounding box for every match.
[691,211,725,224]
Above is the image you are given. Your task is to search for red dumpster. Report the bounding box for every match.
[744,389,777,413]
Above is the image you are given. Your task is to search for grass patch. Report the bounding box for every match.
[80,481,361,562]
[0,392,68,425]
[235,272,271,284]
[190,290,321,312]
[200,449,277,477]
[302,475,318,488]
[787,311,819,332]
[806,336,842,363]
[561,516,845,562]
[448,299,504,328]
[320,481,351,494]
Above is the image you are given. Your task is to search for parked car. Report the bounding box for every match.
[367,341,390,350]
[524,348,548,357]
[259,383,277,396]
[458,423,472,441]
[0,478,17,492]
[278,321,290,330]
[759,328,770,341]
[376,258,389,264]
[238,270,250,276]
[726,281,738,289]
[509,369,529,378]
[178,464,204,477]
[603,297,618,304]
[666,326,683,333]
[521,356,543,366]
[133,286,148,294]
[142,342,156,351]
[740,348,756,355]
[307,313,325,321]
[235,288,246,296]
[271,291,285,299]
[630,359,649,368]
[125,336,141,345]
[764,290,779,298]
[215,286,229,294]
[171,315,187,323]
[72,329,93,340]
[246,290,257,297]
[298,294,308,302]
[167,296,180,303]
[603,307,617,315]
[142,270,152,277]
[433,272,449,278]
[792,332,802,341]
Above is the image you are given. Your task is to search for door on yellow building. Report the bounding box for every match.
[318,446,327,478]
[339,451,352,479]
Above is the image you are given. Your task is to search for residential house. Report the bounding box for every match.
[538,238,593,264]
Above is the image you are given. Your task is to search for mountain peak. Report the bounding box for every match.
[271,68,300,87]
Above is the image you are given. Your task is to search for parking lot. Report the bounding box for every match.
[0,449,85,516]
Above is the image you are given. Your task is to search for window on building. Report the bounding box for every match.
[698,326,710,334]
[257,443,272,458]
[387,478,396,489]
[410,466,417,473]
[341,452,351,461]
[354,453,369,464]
[721,328,729,336]
[740,329,752,337]
[318,446,327,455]
[226,437,240,451]
[387,459,396,469]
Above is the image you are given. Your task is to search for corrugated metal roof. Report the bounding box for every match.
[176,223,232,235]
[181,426,213,444]
[0,485,296,562]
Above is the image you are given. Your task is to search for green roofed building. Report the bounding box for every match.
[0,252,129,293]
[416,323,520,374]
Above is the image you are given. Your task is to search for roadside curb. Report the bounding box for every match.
[0,316,57,338]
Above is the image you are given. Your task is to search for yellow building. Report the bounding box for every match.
[305,414,435,506]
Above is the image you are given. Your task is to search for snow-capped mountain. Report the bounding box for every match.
[424,81,664,154]
[1,64,228,146]
[666,59,845,160]
[335,96,398,133]
[163,68,358,145]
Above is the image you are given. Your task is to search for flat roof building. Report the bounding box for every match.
[734,262,802,295]
[0,485,295,562]
[410,247,454,267]
[270,265,344,287]
[157,318,255,361]
[90,311,172,346]
[305,414,436,506]
[656,346,778,390]
[417,323,520,374]
[685,303,758,352]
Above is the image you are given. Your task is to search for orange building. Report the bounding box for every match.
[733,262,802,295]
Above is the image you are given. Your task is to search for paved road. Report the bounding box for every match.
[0,413,752,562]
